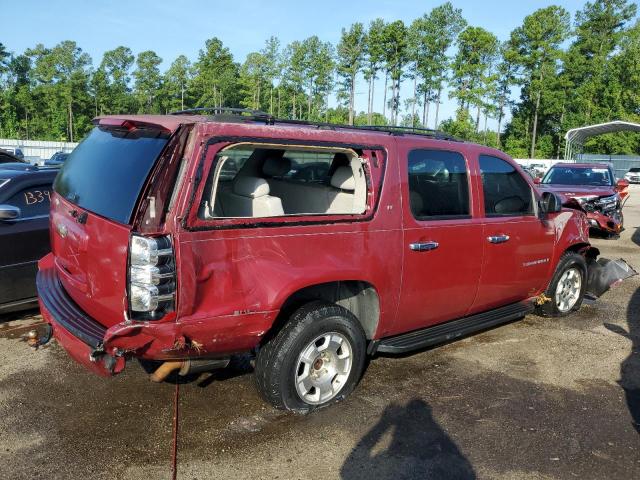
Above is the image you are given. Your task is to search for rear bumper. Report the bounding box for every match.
[37,254,124,376]
[37,253,277,376]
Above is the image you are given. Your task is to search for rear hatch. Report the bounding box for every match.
[50,121,171,327]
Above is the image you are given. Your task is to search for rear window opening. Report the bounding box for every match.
[53,126,170,224]
[198,144,368,219]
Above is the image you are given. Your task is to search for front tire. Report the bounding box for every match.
[254,301,367,413]
[538,252,587,317]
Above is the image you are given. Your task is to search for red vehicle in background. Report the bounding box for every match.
[535,163,629,236]
[33,110,635,412]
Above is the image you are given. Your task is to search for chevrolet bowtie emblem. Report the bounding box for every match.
[56,222,68,238]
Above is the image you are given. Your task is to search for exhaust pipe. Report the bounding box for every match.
[150,358,230,383]
[150,361,184,382]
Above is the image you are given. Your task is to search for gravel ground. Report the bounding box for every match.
[1,186,639,480]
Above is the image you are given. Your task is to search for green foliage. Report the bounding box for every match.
[410,2,466,127]
[133,50,162,114]
[191,38,240,109]
[336,23,366,125]
[1,0,639,157]
[382,20,409,125]
[450,26,499,123]
[363,18,387,124]
[163,55,192,112]
[440,109,481,142]
[97,46,135,115]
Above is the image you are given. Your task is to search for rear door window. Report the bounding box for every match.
[407,149,470,219]
[480,155,533,217]
[53,126,170,224]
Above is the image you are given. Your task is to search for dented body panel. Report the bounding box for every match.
[36,115,616,376]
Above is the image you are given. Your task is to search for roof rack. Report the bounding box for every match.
[170,107,460,141]
[275,118,461,142]
[355,124,459,141]
[170,107,275,123]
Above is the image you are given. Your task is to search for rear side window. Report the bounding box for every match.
[408,149,470,219]
[6,185,52,217]
[54,126,170,224]
[480,155,533,217]
[198,145,368,219]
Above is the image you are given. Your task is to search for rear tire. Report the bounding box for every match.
[254,301,366,413]
[538,252,587,317]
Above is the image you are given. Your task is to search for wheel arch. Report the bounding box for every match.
[268,280,381,342]
[565,242,599,259]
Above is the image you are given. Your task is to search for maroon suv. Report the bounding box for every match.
[535,163,630,236]
[34,111,634,412]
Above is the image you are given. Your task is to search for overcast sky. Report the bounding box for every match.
[3,0,590,128]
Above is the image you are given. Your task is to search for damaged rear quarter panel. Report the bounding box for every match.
[169,124,404,355]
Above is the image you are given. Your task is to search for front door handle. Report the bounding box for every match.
[487,234,510,244]
[409,241,439,252]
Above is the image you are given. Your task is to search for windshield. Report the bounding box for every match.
[541,166,613,186]
[54,126,170,224]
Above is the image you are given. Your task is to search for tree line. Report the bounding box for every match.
[0,0,639,158]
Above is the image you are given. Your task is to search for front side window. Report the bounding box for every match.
[480,155,533,217]
[407,149,470,219]
[198,145,368,219]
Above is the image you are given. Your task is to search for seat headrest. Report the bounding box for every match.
[263,156,292,177]
[233,177,270,198]
[330,166,355,191]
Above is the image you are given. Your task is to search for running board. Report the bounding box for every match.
[372,301,534,355]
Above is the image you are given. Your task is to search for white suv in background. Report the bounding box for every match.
[624,168,640,184]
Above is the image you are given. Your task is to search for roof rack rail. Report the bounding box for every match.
[170,107,275,123]
[355,125,460,141]
[170,108,460,141]
[274,118,461,141]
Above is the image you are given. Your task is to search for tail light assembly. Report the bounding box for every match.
[128,234,175,319]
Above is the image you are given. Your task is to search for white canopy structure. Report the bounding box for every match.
[565,120,640,160]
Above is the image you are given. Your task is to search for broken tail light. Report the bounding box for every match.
[128,234,175,319]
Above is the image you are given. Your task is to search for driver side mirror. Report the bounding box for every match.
[0,204,21,221]
[533,177,542,185]
[539,192,562,216]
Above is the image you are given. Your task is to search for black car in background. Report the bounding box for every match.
[0,166,57,312]
[0,148,28,165]
[45,151,70,166]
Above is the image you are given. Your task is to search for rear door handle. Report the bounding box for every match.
[487,235,510,244]
[409,241,439,252]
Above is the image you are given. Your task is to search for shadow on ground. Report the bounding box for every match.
[0,308,40,324]
[340,399,475,480]
[632,225,640,247]
[606,286,640,434]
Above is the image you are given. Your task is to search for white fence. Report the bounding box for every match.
[0,138,78,163]
[515,156,640,178]
[513,158,563,169]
